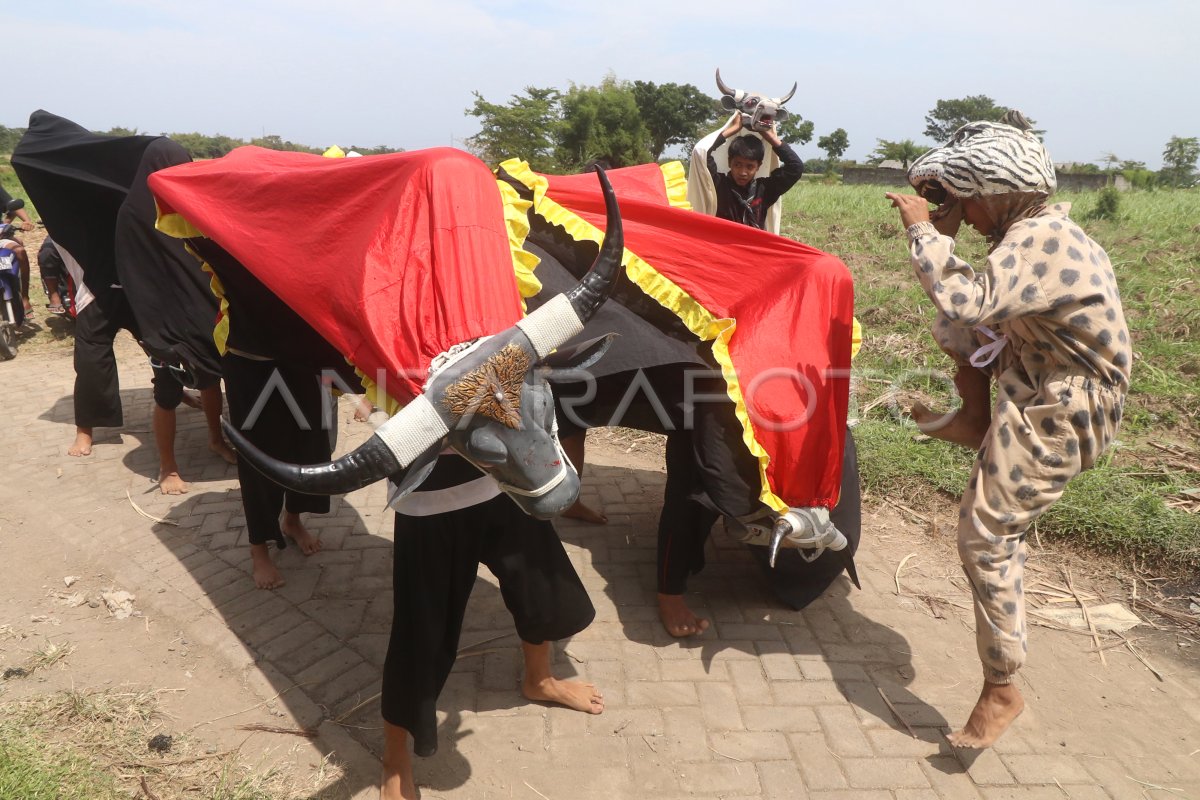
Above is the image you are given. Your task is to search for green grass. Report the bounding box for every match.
[780,184,1200,570]
[0,722,123,800]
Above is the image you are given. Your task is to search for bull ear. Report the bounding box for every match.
[720,95,737,111]
[388,444,441,501]
[466,427,508,465]
[541,334,617,372]
[774,108,790,123]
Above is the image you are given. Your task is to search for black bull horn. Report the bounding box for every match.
[222,167,625,495]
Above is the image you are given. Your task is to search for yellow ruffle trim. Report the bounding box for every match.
[499,158,787,513]
[659,161,693,210]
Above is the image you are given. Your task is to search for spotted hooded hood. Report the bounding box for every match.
[908,111,1056,200]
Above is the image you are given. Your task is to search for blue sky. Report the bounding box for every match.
[18,1,1200,168]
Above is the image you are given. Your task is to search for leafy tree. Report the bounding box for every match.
[101,125,141,137]
[0,125,24,154]
[867,138,930,169]
[923,96,1040,142]
[250,134,320,153]
[465,87,563,172]
[1160,135,1199,188]
[777,115,815,147]
[169,132,244,160]
[631,80,716,161]
[346,144,404,155]
[556,76,651,171]
[817,128,850,166]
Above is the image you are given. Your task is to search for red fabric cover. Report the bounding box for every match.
[149,146,523,401]
[543,168,854,509]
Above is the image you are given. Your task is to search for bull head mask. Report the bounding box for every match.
[223,167,625,520]
[715,69,797,133]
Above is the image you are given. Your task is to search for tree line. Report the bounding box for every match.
[2,88,1196,188]
[0,124,402,160]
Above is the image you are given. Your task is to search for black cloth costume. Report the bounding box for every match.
[706,135,804,229]
[524,233,860,611]
[383,455,594,757]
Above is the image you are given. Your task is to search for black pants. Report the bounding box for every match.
[222,353,331,547]
[382,495,594,757]
[73,291,138,429]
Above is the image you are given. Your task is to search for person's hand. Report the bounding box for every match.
[19,221,32,232]
[930,197,964,237]
[885,192,932,229]
[722,113,743,138]
[761,122,782,148]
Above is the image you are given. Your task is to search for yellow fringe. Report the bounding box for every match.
[496,178,542,305]
[499,158,787,513]
[659,161,693,210]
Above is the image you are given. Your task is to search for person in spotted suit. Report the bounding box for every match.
[886,111,1131,748]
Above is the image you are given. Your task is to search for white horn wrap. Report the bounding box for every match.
[516,293,585,360]
[374,393,450,466]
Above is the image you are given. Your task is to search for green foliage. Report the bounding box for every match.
[167,131,248,160]
[923,95,1041,142]
[777,116,815,147]
[248,134,320,153]
[1087,186,1122,220]
[556,76,651,171]
[631,80,717,161]
[778,182,1200,569]
[867,138,930,169]
[465,86,563,172]
[0,125,24,154]
[1160,135,1199,188]
[816,128,850,166]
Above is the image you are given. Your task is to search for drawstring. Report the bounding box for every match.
[969,325,1009,368]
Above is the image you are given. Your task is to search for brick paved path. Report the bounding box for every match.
[3,335,1199,799]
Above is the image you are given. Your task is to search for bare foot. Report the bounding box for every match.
[381,722,419,800]
[562,500,608,525]
[353,396,375,422]
[250,544,286,590]
[657,593,710,637]
[281,514,322,555]
[522,675,605,714]
[158,470,189,495]
[68,429,93,457]
[209,439,238,464]
[911,402,989,450]
[946,681,1025,748]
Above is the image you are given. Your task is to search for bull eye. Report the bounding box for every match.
[466,427,508,465]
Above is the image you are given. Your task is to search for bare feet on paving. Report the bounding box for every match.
[946,681,1025,748]
[522,675,605,714]
[281,512,322,555]
[68,427,93,457]
[354,396,375,422]
[381,722,419,800]
[562,499,608,525]
[209,438,237,464]
[158,470,189,495]
[657,593,709,637]
[911,402,990,450]
[250,543,285,590]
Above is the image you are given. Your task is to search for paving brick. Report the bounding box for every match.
[742,704,820,733]
[920,755,986,799]
[841,756,931,789]
[772,681,847,706]
[757,760,809,799]
[728,660,772,704]
[588,707,663,737]
[816,705,874,757]
[789,732,847,790]
[627,681,699,707]
[1001,754,1093,785]
[659,658,728,682]
[674,762,760,795]
[708,731,791,761]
